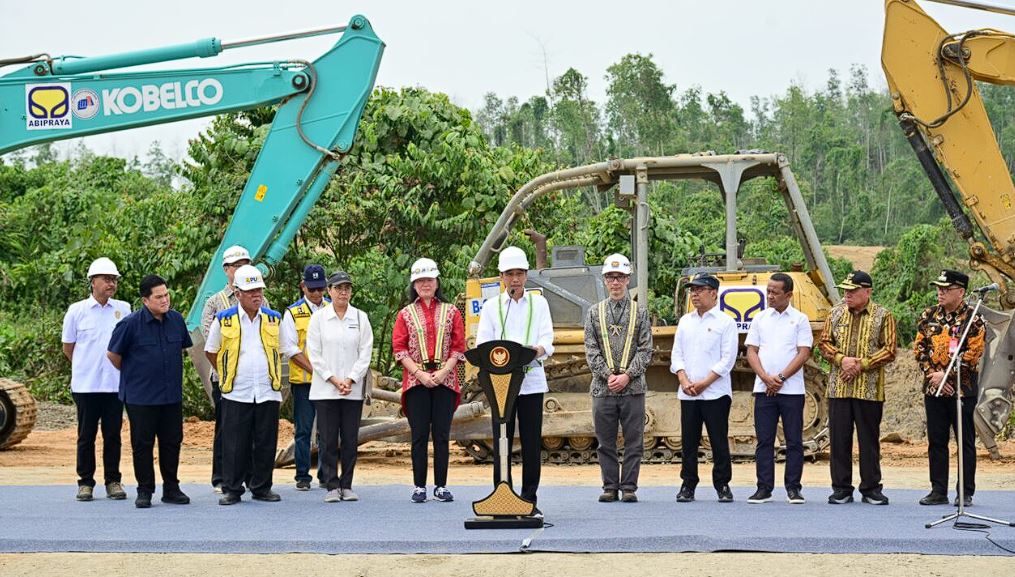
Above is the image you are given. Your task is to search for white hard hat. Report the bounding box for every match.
[222,245,251,265]
[602,253,632,276]
[87,257,120,278]
[233,265,266,291]
[497,246,530,272]
[410,258,440,282]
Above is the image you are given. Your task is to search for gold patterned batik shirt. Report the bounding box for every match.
[817,301,897,401]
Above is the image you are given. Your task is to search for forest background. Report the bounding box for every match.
[3,55,1011,416]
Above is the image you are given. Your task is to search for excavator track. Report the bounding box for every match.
[0,379,37,449]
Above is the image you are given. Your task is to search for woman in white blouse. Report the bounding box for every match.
[305,271,373,503]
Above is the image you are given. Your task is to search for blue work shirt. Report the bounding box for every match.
[108,306,193,406]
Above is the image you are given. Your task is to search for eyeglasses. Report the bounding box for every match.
[329,285,352,292]
[688,285,714,293]
[307,287,326,293]
[603,275,628,283]
[936,286,963,293]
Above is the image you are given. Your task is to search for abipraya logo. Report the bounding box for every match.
[26,83,72,130]
[718,287,766,333]
[71,89,100,119]
[102,78,223,116]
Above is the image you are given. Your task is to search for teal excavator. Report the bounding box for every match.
[0,18,384,448]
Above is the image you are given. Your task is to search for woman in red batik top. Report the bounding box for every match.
[392,257,466,504]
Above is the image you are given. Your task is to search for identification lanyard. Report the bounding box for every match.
[498,293,533,345]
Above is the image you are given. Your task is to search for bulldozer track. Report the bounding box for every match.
[0,378,37,450]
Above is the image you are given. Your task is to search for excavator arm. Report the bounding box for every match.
[882,0,1014,456]
[1,16,383,397]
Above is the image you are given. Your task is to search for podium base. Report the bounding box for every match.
[464,516,544,529]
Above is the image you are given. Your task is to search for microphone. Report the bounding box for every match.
[973,283,999,294]
[508,286,519,298]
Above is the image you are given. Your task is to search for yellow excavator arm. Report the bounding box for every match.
[883,0,1015,302]
[883,0,1015,457]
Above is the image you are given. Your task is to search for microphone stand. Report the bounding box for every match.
[926,288,1014,529]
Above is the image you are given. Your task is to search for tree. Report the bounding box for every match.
[604,53,678,157]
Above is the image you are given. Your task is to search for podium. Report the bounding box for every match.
[463,340,543,529]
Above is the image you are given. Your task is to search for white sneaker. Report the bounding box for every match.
[411,487,427,503]
[340,488,359,501]
[324,489,341,503]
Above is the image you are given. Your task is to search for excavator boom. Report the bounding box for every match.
[0,17,384,436]
[883,0,1014,456]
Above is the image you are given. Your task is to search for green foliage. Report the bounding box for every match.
[871,219,986,343]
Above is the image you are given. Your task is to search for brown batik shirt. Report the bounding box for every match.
[913,302,985,398]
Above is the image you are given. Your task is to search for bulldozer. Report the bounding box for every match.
[882,0,1015,457]
[451,152,841,464]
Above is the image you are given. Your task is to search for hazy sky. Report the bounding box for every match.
[3,0,1013,161]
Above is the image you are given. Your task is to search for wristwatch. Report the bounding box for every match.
[777,373,787,383]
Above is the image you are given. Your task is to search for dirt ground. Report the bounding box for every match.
[4,346,1015,575]
[825,245,886,273]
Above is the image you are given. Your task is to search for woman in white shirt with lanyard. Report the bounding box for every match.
[305,271,373,503]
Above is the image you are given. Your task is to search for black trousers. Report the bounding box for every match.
[828,397,883,494]
[72,392,122,487]
[211,379,223,486]
[754,393,805,493]
[220,399,279,497]
[125,403,182,495]
[314,399,363,491]
[494,392,543,504]
[925,394,976,496]
[405,385,456,488]
[680,396,732,490]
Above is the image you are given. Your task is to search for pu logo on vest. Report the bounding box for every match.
[719,287,766,333]
[102,79,223,116]
[25,84,72,130]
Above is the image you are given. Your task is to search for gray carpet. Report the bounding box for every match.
[1,485,1013,555]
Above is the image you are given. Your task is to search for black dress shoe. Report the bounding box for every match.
[676,485,695,503]
[716,485,734,503]
[135,492,152,509]
[953,494,973,507]
[218,493,241,506]
[161,488,191,505]
[919,492,948,506]
[252,490,281,502]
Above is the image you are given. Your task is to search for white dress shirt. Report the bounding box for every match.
[476,291,555,395]
[280,299,327,358]
[62,295,131,393]
[670,305,738,401]
[306,304,373,401]
[744,304,813,395]
[204,308,295,404]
